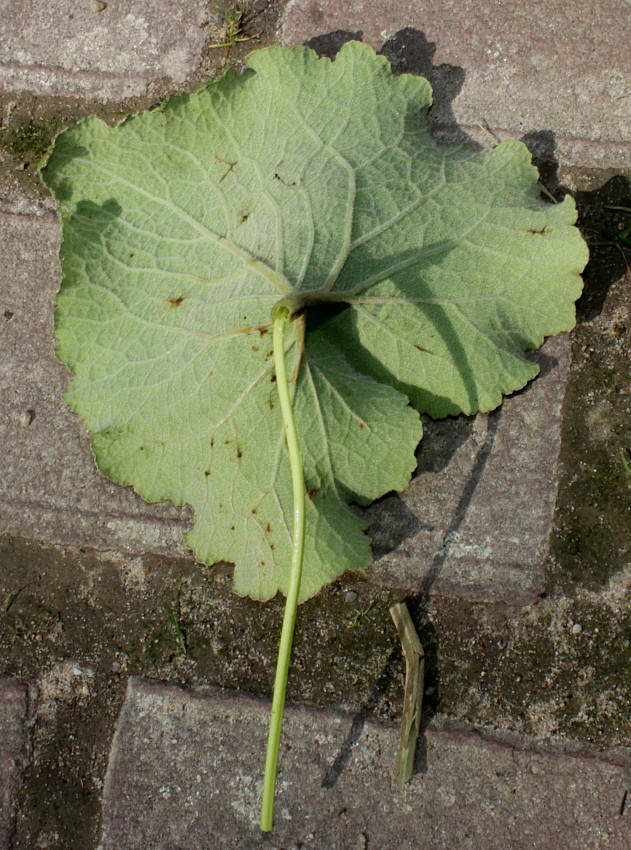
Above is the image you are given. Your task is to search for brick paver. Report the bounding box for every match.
[0,0,208,100]
[283,0,631,169]
[100,677,631,850]
[368,334,569,603]
[0,195,191,561]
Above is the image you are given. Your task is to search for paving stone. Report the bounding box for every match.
[367,335,569,603]
[0,195,191,560]
[0,191,570,602]
[282,0,631,170]
[99,677,631,850]
[0,679,29,850]
[0,0,208,100]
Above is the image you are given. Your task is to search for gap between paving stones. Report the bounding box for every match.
[0,680,29,850]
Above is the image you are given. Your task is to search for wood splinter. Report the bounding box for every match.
[390,601,425,789]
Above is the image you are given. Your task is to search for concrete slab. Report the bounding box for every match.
[99,677,631,850]
[0,191,569,602]
[0,679,29,850]
[282,0,631,170]
[0,0,208,100]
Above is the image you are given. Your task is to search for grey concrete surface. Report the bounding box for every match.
[99,677,631,850]
[0,187,570,603]
[0,0,209,100]
[0,680,29,850]
[283,0,631,170]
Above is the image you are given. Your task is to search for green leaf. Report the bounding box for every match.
[41,41,587,601]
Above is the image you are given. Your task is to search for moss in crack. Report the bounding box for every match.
[1,119,58,163]
[551,270,630,592]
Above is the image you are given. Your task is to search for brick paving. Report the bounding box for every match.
[1,1,630,847]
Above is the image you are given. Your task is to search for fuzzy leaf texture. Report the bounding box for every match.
[41,42,588,602]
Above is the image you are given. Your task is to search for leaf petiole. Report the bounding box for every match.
[260,305,307,832]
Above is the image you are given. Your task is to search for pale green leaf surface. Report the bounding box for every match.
[41,41,586,601]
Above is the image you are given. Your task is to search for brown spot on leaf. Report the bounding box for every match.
[265,523,271,533]
[525,226,550,235]
[251,345,259,352]
[274,173,296,187]
[167,296,184,308]
[204,469,211,477]
[236,446,243,459]
[240,212,250,223]
[215,155,237,182]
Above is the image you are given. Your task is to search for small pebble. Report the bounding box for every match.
[344,589,358,603]
[19,409,34,427]
[572,623,583,635]
[91,0,107,11]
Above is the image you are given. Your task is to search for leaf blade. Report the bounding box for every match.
[42,41,587,601]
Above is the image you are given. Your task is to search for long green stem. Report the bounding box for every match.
[260,306,307,832]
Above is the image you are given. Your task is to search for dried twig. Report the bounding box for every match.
[390,601,425,789]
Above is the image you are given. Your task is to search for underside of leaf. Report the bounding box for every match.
[41,41,587,602]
